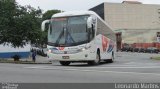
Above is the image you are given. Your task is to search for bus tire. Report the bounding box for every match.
[88,52,100,65]
[108,52,114,63]
[59,61,71,66]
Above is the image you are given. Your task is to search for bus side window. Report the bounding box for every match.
[49,24,52,34]
[89,24,95,41]
[96,27,100,35]
[92,24,95,38]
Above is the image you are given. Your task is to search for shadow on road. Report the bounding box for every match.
[52,61,114,67]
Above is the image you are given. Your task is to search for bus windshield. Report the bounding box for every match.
[48,15,89,47]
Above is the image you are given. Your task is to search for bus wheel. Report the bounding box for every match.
[108,53,114,63]
[88,52,100,65]
[59,61,71,66]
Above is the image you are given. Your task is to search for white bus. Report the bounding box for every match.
[42,11,116,65]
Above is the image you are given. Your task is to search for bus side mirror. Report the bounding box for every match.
[41,20,50,31]
[87,17,92,28]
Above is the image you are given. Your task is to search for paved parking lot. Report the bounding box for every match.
[0,52,160,83]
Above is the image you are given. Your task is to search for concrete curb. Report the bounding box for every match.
[0,61,52,64]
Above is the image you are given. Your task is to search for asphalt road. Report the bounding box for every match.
[0,52,160,83]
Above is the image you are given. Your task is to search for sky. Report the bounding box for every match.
[16,0,160,12]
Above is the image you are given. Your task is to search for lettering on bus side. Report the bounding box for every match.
[102,36,109,52]
[107,40,114,53]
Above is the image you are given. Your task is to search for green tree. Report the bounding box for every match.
[42,10,61,20]
[0,0,42,47]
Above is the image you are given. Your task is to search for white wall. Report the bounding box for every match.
[0,44,31,53]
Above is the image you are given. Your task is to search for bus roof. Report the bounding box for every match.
[52,11,97,18]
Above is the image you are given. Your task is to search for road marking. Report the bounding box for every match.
[24,66,160,76]
[86,66,160,68]
[124,62,159,65]
[24,66,160,69]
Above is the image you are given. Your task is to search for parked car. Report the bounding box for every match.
[133,47,140,52]
[139,48,146,53]
[133,47,146,53]
[127,47,134,52]
[121,47,128,52]
[31,47,47,57]
[145,47,159,53]
[121,47,133,52]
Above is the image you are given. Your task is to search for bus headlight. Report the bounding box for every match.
[85,44,91,49]
[78,48,86,52]
[82,48,86,51]
[79,46,91,52]
[48,49,52,53]
[78,44,91,52]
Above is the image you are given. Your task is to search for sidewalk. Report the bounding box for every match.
[0,55,51,64]
[27,55,51,63]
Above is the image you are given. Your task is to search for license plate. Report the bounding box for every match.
[62,56,70,59]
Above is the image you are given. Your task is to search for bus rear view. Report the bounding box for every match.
[42,11,116,66]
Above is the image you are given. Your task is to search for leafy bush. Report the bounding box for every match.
[12,55,20,61]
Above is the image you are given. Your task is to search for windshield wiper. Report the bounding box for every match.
[55,28,65,45]
[65,29,75,44]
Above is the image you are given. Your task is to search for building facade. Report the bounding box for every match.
[90,1,160,49]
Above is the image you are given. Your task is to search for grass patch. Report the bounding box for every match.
[151,57,160,60]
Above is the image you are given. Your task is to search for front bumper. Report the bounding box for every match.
[47,50,96,61]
